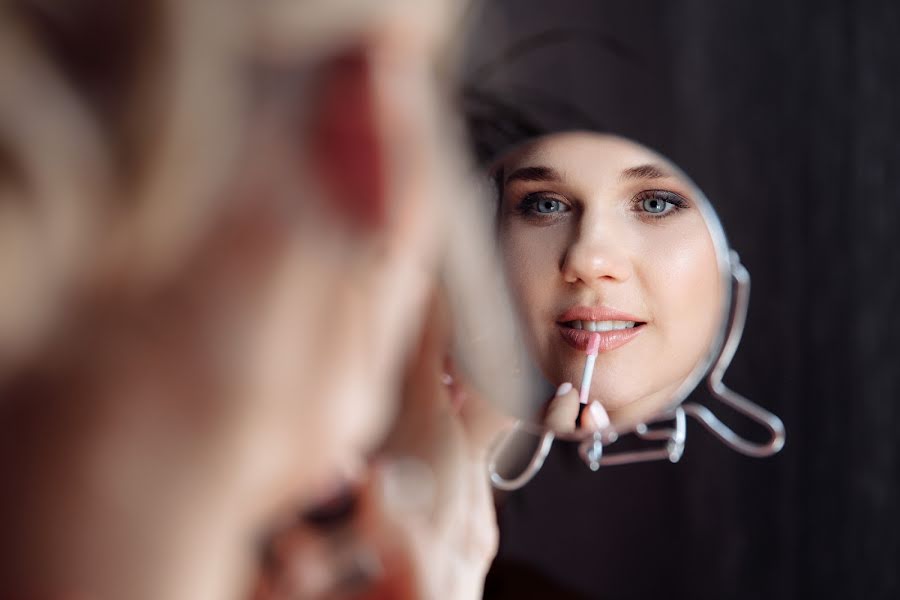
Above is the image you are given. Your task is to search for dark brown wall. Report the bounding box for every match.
[464,1,900,598]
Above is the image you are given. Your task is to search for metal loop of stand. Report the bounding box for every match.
[488,421,555,491]
[681,251,785,458]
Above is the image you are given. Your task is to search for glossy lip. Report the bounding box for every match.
[558,324,645,352]
[555,305,647,353]
[556,306,645,323]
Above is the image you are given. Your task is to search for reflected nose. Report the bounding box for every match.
[561,227,633,285]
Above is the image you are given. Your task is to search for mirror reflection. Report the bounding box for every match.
[489,131,728,433]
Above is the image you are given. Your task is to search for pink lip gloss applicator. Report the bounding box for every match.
[579,332,601,405]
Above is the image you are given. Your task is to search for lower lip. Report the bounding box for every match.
[557,324,645,352]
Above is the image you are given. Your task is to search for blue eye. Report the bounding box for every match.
[535,198,564,213]
[641,197,670,214]
[520,194,570,215]
[633,190,689,218]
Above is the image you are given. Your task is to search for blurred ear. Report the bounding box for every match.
[308,46,387,231]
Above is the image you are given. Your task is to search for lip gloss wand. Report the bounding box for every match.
[579,332,601,405]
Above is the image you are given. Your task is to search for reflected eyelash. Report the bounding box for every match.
[631,190,690,218]
[514,192,570,216]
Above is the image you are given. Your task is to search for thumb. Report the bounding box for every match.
[543,382,580,433]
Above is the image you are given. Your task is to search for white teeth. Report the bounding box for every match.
[569,320,638,331]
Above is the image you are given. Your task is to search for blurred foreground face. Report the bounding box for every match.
[0,0,472,598]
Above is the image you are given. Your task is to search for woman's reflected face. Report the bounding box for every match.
[495,132,722,425]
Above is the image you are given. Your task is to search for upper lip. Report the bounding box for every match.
[556,305,645,324]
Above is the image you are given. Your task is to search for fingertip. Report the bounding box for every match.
[544,388,580,433]
[555,381,573,397]
[584,400,610,432]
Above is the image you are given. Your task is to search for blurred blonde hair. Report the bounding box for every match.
[0,0,474,368]
[0,0,248,372]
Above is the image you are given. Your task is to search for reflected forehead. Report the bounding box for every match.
[619,163,670,179]
[502,135,680,189]
[506,132,666,174]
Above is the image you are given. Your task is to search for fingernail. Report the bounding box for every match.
[589,401,610,429]
[441,372,454,386]
[556,382,573,396]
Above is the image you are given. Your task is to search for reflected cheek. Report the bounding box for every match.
[499,227,562,339]
[642,230,721,359]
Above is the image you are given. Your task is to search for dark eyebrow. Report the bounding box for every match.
[504,165,562,184]
[619,163,673,181]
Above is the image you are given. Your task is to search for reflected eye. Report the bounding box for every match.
[632,190,689,218]
[518,193,570,216]
[535,198,565,213]
[642,197,669,213]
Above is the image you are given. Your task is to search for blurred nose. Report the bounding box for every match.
[561,220,633,286]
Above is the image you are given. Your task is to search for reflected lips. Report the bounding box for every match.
[559,326,644,352]
[556,306,646,353]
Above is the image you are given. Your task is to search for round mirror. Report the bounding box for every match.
[489,131,731,437]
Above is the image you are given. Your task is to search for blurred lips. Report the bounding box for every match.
[556,306,646,352]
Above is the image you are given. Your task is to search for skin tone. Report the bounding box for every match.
[0,1,513,599]
[495,132,724,429]
[251,294,504,600]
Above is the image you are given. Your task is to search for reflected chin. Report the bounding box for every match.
[602,382,686,428]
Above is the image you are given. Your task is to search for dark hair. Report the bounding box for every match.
[460,28,636,167]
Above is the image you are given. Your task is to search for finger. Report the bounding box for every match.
[543,383,580,433]
[464,459,498,567]
[580,400,610,433]
[352,458,438,598]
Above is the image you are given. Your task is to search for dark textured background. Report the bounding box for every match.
[461,1,900,598]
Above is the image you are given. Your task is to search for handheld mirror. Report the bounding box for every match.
[478,132,785,488]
